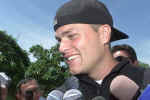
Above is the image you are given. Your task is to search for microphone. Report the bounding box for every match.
[92,96,106,100]
[110,75,140,100]
[63,89,83,100]
[138,85,150,100]
[0,72,11,87]
[47,76,79,100]
[47,90,64,100]
[56,76,79,92]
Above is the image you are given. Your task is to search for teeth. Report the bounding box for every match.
[68,56,78,60]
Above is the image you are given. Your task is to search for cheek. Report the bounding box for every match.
[72,36,84,51]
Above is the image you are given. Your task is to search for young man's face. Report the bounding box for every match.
[19,80,41,100]
[55,24,105,75]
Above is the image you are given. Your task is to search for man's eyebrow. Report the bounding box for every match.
[55,29,74,40]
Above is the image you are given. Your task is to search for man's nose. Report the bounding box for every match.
[59,40,71,54]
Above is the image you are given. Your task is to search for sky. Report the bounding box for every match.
[0,0,150,64]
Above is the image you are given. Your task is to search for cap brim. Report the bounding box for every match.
[111,27,129,42]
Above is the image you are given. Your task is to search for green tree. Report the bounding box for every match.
[139,61,150,68]
[0,30,30,99]
[25,44,69,95]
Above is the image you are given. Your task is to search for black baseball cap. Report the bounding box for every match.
[54,0,128,42]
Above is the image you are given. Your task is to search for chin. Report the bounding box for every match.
[70,70,81,75]
[70,71,78,75]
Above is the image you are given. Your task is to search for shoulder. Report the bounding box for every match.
[118,62,144,87]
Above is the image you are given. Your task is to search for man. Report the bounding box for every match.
[53,0,143,99]
[16,78,45,100]
[111,44,150,89]
[111,44,139,66]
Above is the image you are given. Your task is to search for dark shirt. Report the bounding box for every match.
[57,60,143,100]
[143,67,150,88]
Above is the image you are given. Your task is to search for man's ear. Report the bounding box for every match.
[98,24,112,44]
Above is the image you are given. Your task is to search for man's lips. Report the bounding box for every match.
[65,55,80,64]
[68,55,79,60]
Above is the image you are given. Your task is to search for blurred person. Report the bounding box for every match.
[111,44,150,89]
[16,78,45,100]
[111,44,139,66]
[0,72,11,100]
[52,0,144,99]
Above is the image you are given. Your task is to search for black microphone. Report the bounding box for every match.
[92,96,106,100]
[110,75,140,100]
[47,90,64,100]
[63,89,83,100]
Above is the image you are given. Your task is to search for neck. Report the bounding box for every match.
[88,51,118,80]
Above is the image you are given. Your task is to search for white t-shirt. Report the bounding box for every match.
[96,80,103,85]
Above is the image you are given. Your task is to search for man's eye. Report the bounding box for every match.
[56,37,61,42]
[67,34,77,40]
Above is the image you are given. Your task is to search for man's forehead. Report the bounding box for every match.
[55,25,76,38]
[55,23,90,37]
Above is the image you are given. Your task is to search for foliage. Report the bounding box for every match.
[0,30,30,98]
[139,61,150,68]
[0,30,69,98]
[25,44,69,95]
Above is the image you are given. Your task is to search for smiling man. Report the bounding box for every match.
[53,0,143,99]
